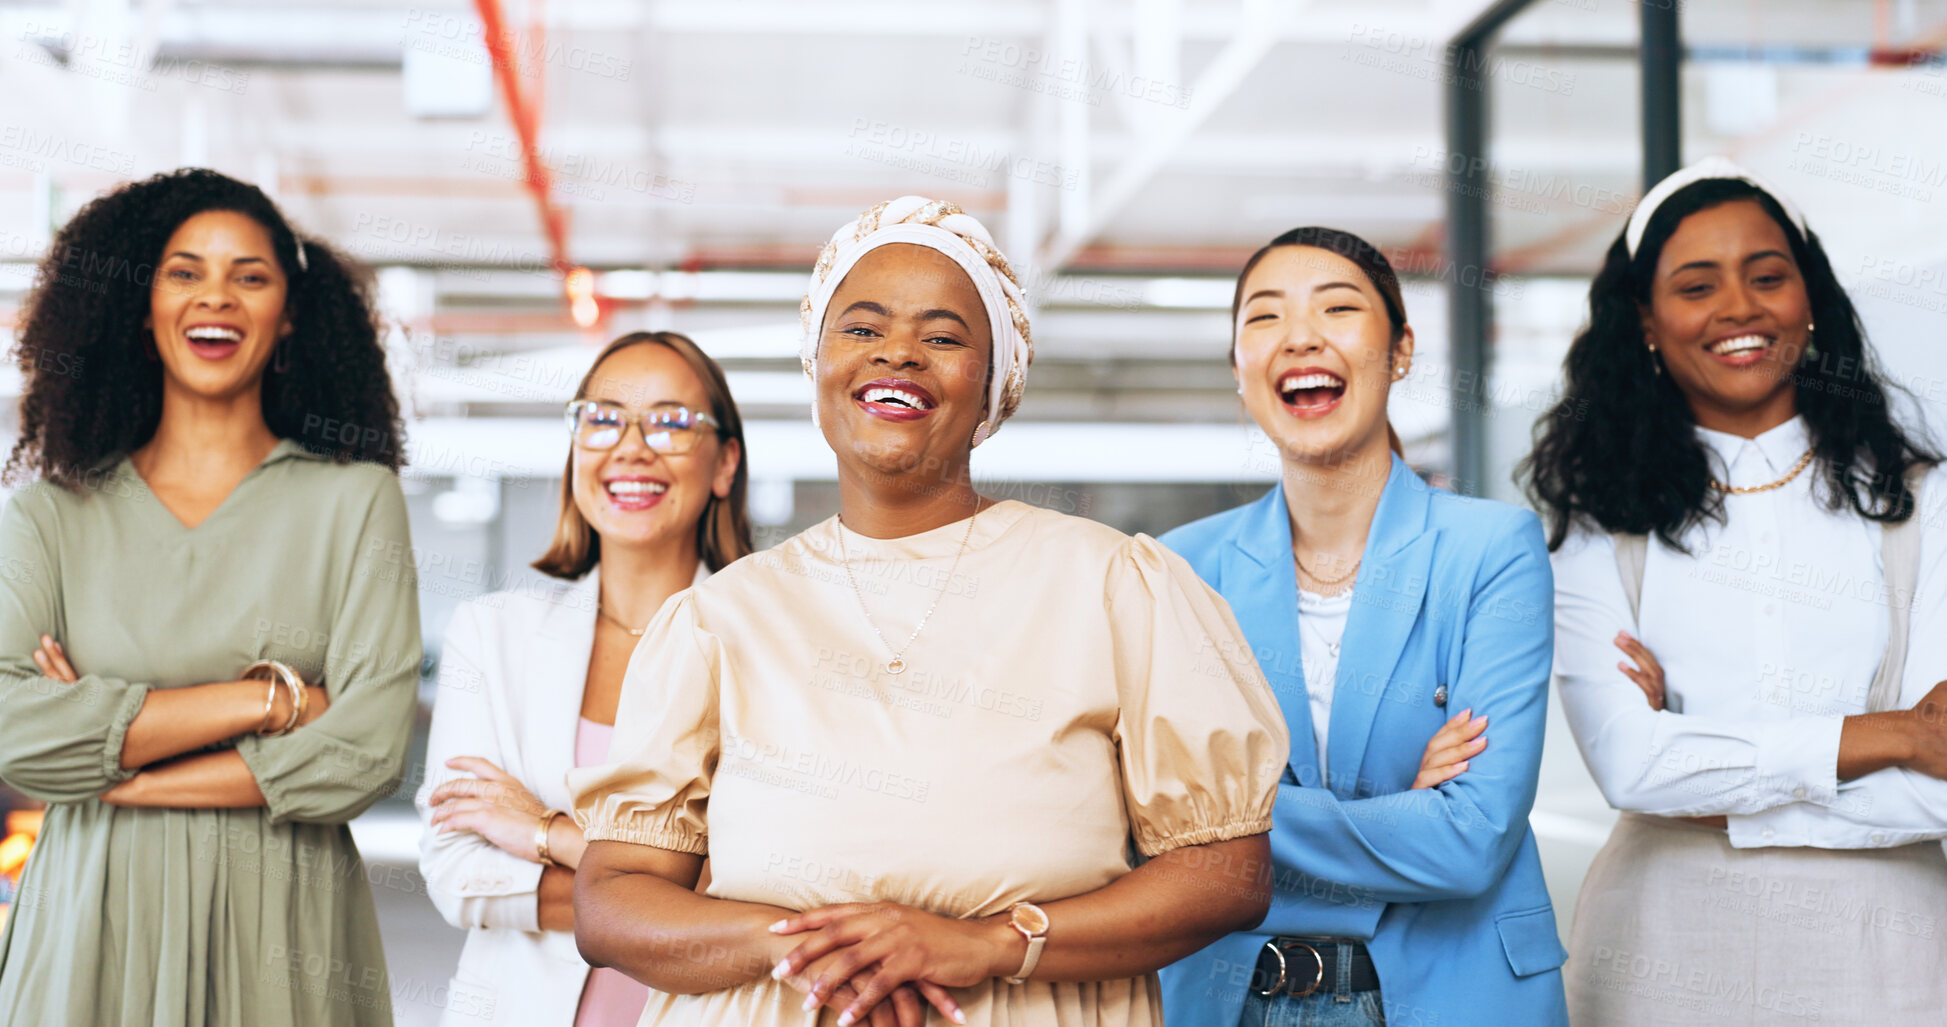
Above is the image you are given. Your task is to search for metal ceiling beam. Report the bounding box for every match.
[1641,2,1683,188]
[1035,0,1295,273]
[1444,0,1540,497]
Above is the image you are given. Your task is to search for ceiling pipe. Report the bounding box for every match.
[472,0,601,326]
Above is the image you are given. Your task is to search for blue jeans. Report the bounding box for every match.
[1237,990,1385,1027]
[1235,940,1386,1027]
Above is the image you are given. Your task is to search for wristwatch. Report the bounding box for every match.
[1003,901,1049,984]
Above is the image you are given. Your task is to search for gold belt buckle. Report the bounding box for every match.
[1280,940,1326,997]
[1255,939,1326,998]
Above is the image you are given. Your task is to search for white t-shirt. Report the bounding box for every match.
[1298,586,1353,781]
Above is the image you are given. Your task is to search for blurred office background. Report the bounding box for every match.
[3,0,1947,1021]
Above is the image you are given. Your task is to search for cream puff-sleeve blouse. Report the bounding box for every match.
[568,500,1286,1027]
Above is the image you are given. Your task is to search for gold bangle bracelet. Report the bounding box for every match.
[283,674,307,734]
[256,679,279,734]
[241,660,305,736]
[536,809,565,867]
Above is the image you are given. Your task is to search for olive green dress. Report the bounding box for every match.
[0,439,422,1026]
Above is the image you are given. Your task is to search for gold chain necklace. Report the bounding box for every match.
[1294,551,1361,588]
[597,604,646,637]
[1708,447,1815,495]
[834,504,980,675]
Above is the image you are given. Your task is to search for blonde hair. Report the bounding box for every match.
[531,331,753,579]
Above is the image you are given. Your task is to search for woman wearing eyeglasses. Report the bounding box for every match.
[414,331,752,1027]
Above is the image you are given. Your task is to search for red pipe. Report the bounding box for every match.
[472,0,573,278]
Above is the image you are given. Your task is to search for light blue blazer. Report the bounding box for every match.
[1158,456,1568,1027]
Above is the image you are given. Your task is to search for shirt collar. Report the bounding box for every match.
[262,437,332,465]
[1695,415,1810,478]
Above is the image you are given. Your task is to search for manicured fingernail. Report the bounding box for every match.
[953,1012,967,1025]
[768,920,788,933]
[772,960,790,980]
[801,994,818,1011]
[1474,716,1488,727]
[838,1013,856,1027]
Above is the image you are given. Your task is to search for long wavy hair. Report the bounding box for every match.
[532,331,754,579]
[1231,226,1407,456]
[1521,178,1938,551]
[5,168,403,489]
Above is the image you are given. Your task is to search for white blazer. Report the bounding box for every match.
[414,565,705,1027]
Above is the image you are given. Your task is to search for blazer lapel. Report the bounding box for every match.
[523,568,599,809]
[1223,484,1317,786]
[1326,456,1435,797]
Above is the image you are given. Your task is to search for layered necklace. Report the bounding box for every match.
[834,504,981,675]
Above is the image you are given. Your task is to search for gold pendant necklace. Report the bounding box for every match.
[835,504,980,675]
[1708,447,1815,494]
[597,604,646,637]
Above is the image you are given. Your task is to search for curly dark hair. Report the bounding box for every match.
[5,167,404,488]
[1521,178,1938,551]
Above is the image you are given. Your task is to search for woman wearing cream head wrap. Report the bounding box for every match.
[569,197,1287,1027]
[800,196,1033,444]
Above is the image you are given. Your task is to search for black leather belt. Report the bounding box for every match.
[1252,937,1380,997]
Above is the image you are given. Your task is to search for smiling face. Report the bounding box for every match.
[815,243,992,489]
[1233,245,1410,466]
[569,342,741,554]
[1641,199,1811,433]
[147,210,291,401]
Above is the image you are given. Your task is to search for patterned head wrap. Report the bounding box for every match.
[800,197,1033,439]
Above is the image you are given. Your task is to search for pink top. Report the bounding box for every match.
[573,716,651,1027]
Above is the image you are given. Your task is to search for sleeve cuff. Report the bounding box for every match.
[1753,714,1841,807]
[97,683,151,786]
[1134,814,1274,858]
[430,855,546,932]
[578,816,709,855]
[469,859,546,933]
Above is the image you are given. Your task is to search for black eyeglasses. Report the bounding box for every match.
[563,401,722,454]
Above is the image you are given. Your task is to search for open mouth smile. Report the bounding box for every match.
[1276,368,1347,418]
[602,477,669,511]
[853,378,938,422]
[1703,333,1776,368]
[183,323,245,360]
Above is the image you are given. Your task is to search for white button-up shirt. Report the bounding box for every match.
[1552,415,1947,848]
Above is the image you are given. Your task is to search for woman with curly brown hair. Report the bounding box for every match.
[0,168,421,1026]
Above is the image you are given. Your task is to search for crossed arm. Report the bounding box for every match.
[24,636,325,807]
[574,832,1272,1027]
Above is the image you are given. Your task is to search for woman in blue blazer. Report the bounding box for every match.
[1158,228,1568,1027]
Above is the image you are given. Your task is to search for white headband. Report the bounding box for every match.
[799,197,1032,441]
[1625,156,1810,258]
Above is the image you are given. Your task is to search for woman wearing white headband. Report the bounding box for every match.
[567,196,1286,1027]
[1524,157,1947,1023]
